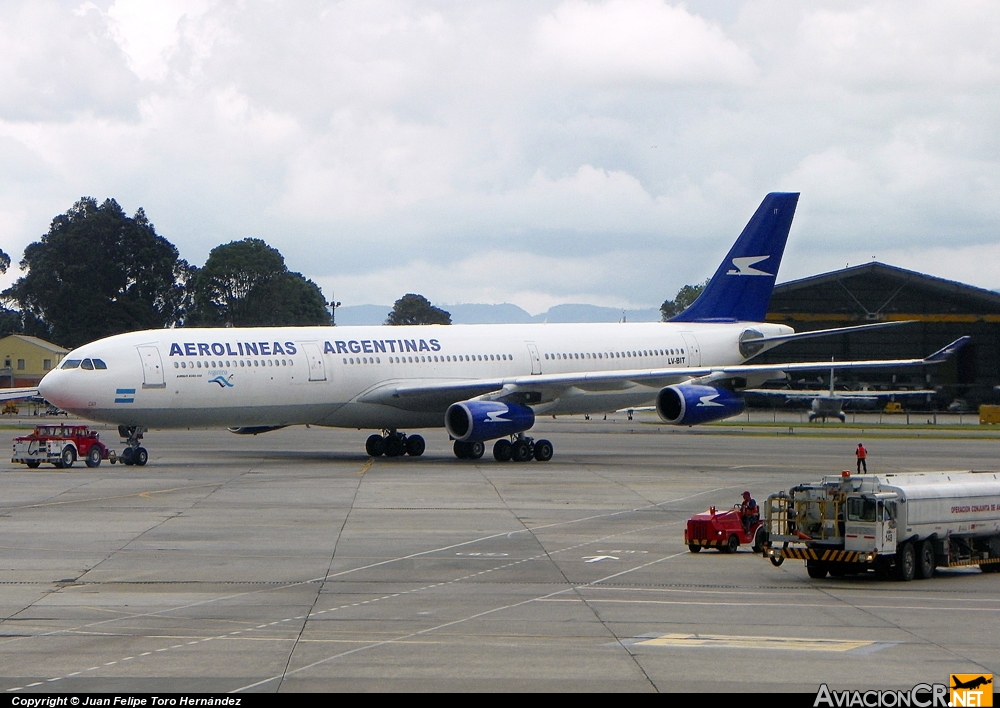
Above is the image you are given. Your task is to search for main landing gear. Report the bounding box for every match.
[117,425,149,467]
[454,434,554,462]
[366,431,425,458]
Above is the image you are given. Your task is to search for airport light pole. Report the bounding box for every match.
[330,295,342,326]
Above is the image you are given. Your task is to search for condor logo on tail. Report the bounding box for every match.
[726,255,772,277]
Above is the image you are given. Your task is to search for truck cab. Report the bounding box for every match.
[764,471,1000,581]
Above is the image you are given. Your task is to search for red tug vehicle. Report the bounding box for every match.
[685,503,766,554]
[12,425,115,468]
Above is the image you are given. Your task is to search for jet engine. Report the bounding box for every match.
[445,401,535,442]
[655,384,745,426]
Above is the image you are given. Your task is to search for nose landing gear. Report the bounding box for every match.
[118,425,149,467]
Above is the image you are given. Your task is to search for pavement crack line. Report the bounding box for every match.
[274,456,370,692]
[0,485,712,690]
[774,564,996,673]
[232,547,688,693]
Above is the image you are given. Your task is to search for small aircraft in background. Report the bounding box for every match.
[745,368,935,422]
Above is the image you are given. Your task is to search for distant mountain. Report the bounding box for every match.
[332,302,662,326]
[333,304,390,326]
[446,303,534,324]
[534,304,661,323]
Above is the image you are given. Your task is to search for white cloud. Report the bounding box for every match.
[2,0,1000,313]
[536,0,756,84]
[105,0,213,82]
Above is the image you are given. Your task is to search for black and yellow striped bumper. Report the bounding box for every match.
[774,547,872,563]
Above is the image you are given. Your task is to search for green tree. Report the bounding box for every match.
[2,197,190,348]
[660,279,710,321]
[386,294,451,325]
[188,238,330,327]
[0,249,20,337]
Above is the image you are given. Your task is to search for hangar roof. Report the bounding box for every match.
[769,262,1000,318]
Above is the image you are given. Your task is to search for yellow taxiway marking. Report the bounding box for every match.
[357,458,373,476]
[635,633,874,652]
[3,483,224,511]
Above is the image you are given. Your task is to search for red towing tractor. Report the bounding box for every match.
[685,499,766,554]
[12,425,116,468]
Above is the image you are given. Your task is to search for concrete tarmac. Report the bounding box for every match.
[0,415,998,693]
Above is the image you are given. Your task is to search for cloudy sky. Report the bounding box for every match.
[1,0,998,314]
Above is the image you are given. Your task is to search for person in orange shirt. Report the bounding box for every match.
[856,443,868,473]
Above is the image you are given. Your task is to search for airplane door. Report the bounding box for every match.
[137,345,166,389]
[300,342,327,382]
[680,333,701,367]
[526,343,541,374]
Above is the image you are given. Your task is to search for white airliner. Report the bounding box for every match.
[16,193,966,465]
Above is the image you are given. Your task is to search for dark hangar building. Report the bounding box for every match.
[756,262,1000,408]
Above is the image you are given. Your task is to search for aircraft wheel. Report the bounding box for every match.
[493,439,512,462]
[917,539,936,579]
[365,434,385,457]
[453,441,469,459]
[405,435,425,457]
[121,447,135,466]
[511,441,531,462]
[467,441,485,460]
[86,446,102,468]
[384,436,405,457]
[60,447,76,469]
[134,447,149,466]
[533,439,553,462]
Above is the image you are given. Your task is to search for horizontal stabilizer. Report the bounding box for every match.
[752,320,915,348]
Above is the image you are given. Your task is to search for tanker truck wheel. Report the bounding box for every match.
[893,542,916,582]
[917,540,936,579]
[806,560,828,579]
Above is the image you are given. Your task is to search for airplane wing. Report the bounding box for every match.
[0,387,39,402]
[743,389,936,400]
[358,337,968,413]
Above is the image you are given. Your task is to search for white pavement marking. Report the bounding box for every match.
[3,481,724,692]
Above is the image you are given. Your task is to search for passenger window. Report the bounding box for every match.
[61,359,81,369]
[81,359,94,370]
[93,359,107,369]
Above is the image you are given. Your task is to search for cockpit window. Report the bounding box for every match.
[93,359,107,369]
[61,359,81,369]
[81,359,94,370]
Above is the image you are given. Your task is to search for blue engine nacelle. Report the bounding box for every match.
[655,384,745,426]
[445,401,535,442]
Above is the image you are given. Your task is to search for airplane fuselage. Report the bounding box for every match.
[38,321,793,430]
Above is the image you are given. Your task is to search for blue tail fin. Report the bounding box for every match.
[670,192,799,323]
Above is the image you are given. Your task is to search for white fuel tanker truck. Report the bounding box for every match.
[763,470,1000,580]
